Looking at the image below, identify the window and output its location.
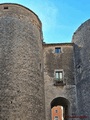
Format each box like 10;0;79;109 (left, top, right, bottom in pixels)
54;116;59;120
4;6;8;9
55;47;61;53
55;110;58;113
55;70;63;81
77;64;82;73
54;70;65;85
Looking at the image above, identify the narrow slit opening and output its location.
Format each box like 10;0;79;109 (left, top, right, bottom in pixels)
4;6;8;9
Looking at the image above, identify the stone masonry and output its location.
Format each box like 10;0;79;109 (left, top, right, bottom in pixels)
0;3;45;120
0;3;90;120
43;43;78;120
72;19;90;119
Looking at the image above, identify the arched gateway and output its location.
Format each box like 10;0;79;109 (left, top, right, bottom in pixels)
51;97;70;120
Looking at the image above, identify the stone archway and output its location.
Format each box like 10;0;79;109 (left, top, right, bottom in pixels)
51;97;70;120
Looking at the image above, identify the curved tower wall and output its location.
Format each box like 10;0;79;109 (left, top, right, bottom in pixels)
0;4;45;120
72;20;90;117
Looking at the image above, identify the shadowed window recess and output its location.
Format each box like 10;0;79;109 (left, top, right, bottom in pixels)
55;70;63;81
55;47;61;53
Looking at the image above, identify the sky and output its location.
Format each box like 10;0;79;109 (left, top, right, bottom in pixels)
0;0;90;43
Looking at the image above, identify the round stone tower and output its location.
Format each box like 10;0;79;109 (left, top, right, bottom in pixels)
72;19;90;117
0;3;45;120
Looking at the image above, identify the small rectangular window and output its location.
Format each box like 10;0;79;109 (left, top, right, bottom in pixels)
54;116;59;120
55;70;63;81
4;6;8;9
55;47;61;53
55;110;58;113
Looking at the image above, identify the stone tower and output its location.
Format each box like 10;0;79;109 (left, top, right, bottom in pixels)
0;3;45;120
43;43;78;120
1;2;90;120
72;19;90;118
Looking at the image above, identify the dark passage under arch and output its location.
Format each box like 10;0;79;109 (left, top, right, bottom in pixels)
51;97;70;120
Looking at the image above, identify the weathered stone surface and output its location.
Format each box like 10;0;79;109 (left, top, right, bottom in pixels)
0;3;90;120
43;44;78;120
0;3;45;120
72;19;90;118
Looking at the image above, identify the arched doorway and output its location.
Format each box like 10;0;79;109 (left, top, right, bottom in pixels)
51;97;70;120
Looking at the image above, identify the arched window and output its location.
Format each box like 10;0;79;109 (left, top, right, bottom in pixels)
51;97;70;120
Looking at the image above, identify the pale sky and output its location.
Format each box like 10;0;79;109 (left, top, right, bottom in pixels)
0;0;90;43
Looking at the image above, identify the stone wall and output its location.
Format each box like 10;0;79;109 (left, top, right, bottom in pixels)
43;43;78;120
0;3;45;120
72;19;90;118
1;3;90;120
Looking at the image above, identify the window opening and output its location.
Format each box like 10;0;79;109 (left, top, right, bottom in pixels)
54;116;59;120
55;110;58;113
55;71;63;81
4;6;8;9
77;64;81;73
55;47;61;53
